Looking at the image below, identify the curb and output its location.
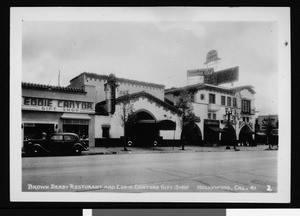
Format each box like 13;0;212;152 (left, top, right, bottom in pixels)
22;146;278;157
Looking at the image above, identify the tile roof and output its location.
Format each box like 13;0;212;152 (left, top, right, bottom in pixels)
165;84;256;95
116;91;182;115
72;72;165;89
165;83;235;95
22;82;86;94
230;85;256;94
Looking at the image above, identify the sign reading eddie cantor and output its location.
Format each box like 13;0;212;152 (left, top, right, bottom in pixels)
22;97;94;113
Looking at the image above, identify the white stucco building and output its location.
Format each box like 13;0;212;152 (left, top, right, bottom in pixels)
22;67;257;148
165;83;256;145
69;73;182;147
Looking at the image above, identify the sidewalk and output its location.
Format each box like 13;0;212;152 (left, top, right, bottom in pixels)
82;145;278;156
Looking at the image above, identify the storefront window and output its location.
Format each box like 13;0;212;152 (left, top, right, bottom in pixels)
62;119;89;138
23;123;55;140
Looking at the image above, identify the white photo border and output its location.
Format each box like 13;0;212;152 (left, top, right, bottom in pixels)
10;7;291;203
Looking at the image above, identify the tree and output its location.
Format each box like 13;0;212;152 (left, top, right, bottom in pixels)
118;90;136;151
176;89;198;150
264;118;275;149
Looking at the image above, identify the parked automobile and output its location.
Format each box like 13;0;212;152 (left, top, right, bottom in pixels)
23;133;89;156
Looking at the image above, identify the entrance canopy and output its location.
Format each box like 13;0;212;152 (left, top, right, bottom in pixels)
61;113;91;120
136;119;176;130
157;120;176;130
209;126;225;133
241;125;255;134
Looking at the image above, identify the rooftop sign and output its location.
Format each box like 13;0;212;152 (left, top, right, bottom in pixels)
204;66;239;85
187;68;214;77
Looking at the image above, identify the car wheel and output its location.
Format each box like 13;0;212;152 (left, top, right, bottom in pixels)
31;147;39;156
74;147;82;155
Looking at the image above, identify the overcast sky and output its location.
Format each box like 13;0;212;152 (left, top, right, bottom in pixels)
22;20;278;115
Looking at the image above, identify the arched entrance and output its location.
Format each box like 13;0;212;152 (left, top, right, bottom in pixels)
182;122;202;145
126;110;159;146
221;124;236;146
239;125;254;146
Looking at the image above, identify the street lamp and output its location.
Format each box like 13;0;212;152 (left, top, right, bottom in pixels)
224;107;240;151
224;107;233;150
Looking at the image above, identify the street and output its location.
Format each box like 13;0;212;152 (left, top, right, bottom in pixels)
22;150;277;193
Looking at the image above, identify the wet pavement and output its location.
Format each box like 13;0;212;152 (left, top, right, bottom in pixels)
22;149;278;193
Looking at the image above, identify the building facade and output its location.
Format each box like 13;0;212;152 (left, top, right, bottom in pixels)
22;73;182;147
68;73;182;146
69;72;165;103
22;82;96;146
165;84;256;145
256;114;279;145
22;67;257;147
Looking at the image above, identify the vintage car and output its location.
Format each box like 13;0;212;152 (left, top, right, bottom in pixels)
23;133;89;156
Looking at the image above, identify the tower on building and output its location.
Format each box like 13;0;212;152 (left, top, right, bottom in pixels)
187;50;221;86
104;74;119;114
204;50;221;71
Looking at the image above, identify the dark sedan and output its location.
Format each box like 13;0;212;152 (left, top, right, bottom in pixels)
23;133;89;156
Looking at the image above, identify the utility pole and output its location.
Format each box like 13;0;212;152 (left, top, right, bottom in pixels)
58;70;60;86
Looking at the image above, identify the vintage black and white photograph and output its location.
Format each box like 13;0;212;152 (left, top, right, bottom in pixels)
10;7;290;202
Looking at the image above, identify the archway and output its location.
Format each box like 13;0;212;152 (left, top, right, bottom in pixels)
135;109;156;121
221;124;236;146
239;125;254;146
126;110;158;146
182;122;202;145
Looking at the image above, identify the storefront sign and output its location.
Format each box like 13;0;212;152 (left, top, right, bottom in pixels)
258;115;278;130
204;119;219;125
204;66;239;85
22;97;94;113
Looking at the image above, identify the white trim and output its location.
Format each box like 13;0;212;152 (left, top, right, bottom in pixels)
61;113;91;120
22;120;58;124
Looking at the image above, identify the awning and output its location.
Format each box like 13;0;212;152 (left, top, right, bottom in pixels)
209;126;225;132
60;113;91;120
157;120;176;130
137;120;156;124
136;119;176;130
241;126;255;134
